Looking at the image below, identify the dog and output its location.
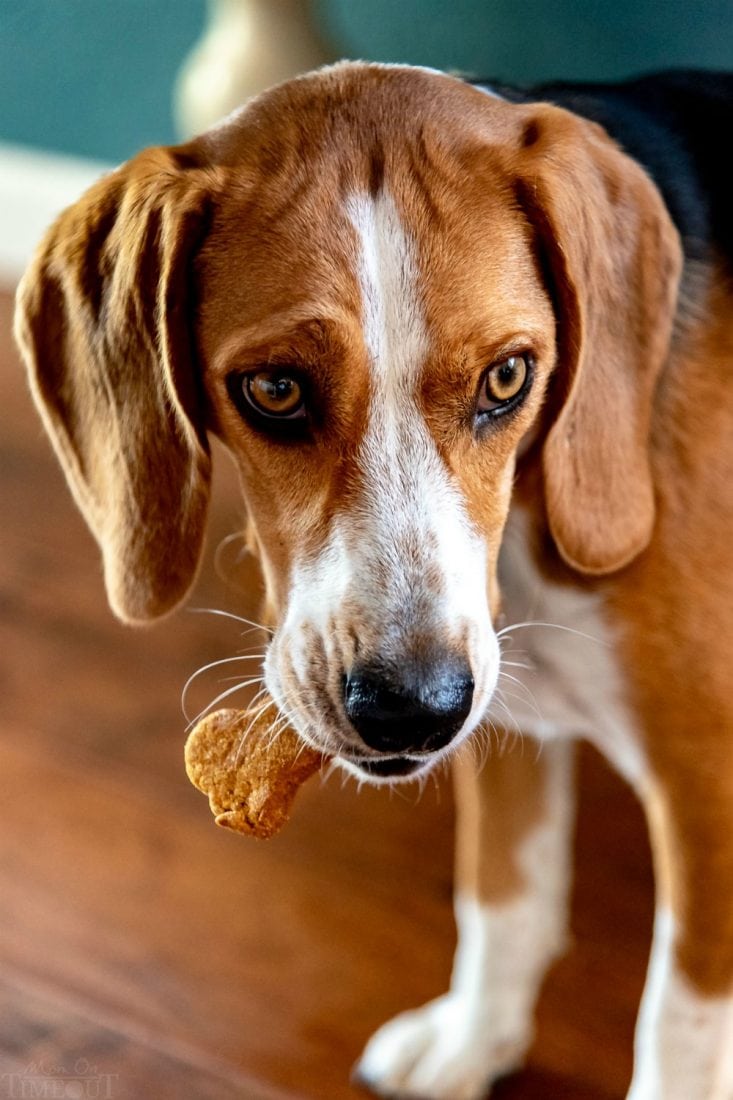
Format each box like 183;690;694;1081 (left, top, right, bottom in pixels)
14;62;733;1099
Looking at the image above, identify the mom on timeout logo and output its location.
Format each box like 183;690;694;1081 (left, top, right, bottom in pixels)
1;1059;118;1099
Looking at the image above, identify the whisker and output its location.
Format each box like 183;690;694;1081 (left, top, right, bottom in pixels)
213;530;249;581
466;725;491;772
488;703;522;743
265;713;295;751
495;678;534;706
497;669;543;712
234;689;272;746
185;678;267;731
216;673;267;684
497;619;606;646
412;770;431;803
181;654;266;715
497;643;533;665
502;728;525;758
386;777;417;803
489;685;528;732
187;606;274;636
292;734;313;766
498;669;533;690
494;684;542;722
322;757;341;786
232;693;278;764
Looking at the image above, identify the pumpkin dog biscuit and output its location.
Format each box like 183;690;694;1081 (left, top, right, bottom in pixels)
185;707;325;839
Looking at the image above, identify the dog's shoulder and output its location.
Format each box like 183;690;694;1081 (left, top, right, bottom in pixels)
472;70;733;269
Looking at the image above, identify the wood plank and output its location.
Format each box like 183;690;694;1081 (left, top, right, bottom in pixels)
0;728;456;1099
0;966;298;1100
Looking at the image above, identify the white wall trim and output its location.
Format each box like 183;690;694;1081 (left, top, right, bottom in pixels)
0;143;113;285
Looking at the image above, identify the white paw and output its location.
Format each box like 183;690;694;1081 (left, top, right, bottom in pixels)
355;992;530;1100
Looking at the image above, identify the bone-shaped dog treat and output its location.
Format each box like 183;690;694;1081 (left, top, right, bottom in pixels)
184;707;325;839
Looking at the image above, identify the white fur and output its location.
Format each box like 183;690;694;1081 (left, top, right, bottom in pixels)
628;908;733;1099
495;506;649;788
357;741;574;1099
345;190;427;387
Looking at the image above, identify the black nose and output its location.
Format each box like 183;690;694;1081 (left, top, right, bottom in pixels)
343;660;474;754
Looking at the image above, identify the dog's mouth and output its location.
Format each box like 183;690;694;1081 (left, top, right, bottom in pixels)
338;751;438;781
348;755;424;778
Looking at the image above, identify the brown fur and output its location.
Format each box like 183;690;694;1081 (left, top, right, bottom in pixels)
453;740;572;904
14;148;216;622
606;267;733;994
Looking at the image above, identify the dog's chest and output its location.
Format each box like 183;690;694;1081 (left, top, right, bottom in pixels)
495;507;647;788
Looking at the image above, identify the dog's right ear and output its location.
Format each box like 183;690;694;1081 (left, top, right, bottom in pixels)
15;147;217;624
514;104;682;575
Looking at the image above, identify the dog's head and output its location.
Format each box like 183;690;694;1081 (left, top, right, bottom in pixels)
15;63;681;782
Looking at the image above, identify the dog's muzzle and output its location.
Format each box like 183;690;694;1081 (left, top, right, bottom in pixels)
342;657;474;775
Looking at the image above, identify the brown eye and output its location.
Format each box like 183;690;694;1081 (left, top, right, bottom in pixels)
244;371;306;419
477;355;531;416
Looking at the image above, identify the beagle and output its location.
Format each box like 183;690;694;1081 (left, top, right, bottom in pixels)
14;63;733;1099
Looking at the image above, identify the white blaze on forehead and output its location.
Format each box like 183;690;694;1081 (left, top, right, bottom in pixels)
345;189;428;390
342;190;495;672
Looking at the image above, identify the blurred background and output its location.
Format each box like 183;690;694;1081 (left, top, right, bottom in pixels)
2;0;733;281
3;0;733;159
0;4;727;1099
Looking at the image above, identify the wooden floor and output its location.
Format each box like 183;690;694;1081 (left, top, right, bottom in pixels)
0;285;654;1100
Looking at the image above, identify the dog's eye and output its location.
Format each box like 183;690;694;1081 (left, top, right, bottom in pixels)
242;371;306;419
477;355;532;417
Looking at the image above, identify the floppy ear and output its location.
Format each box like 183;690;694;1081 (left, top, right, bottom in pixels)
516;106;683;574
14;147;215;623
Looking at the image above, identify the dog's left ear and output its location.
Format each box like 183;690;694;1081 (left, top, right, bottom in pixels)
15;146;217;623
516;105;683;574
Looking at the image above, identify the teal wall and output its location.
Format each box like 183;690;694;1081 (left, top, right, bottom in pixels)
1;0;732;163
319;0;733;83
0;0;205;160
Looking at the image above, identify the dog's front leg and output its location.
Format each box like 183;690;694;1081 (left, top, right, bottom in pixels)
628;770;733;1100
357;737;575;1100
